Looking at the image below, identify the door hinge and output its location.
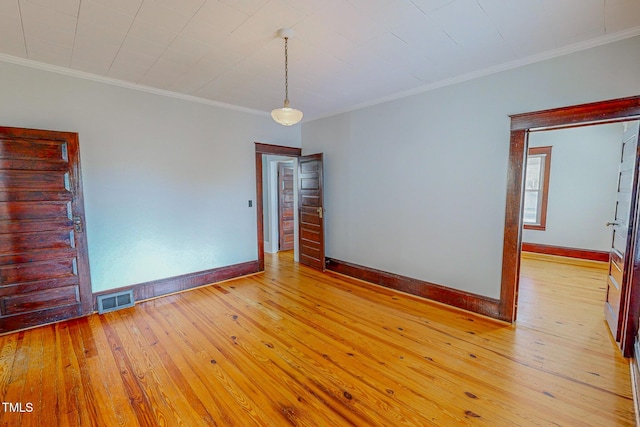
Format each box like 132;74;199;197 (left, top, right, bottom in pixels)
73;216;83;233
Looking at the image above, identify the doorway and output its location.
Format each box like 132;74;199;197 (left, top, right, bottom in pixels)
254;143;326;272
517;122;629;336
521;123;623;257
254;143;301;271
499;95;640;357
262;155;297;255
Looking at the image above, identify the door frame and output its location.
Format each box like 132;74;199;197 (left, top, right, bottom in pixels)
255;143;301;271
499;95;640;356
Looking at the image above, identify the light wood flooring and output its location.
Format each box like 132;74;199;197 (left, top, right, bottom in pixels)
0;251;635;426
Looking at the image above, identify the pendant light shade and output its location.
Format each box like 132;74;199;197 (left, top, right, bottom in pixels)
272;28;303;126
271;100;303;126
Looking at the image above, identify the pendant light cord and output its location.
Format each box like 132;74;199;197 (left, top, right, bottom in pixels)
271;28;302;125
284;37;289;103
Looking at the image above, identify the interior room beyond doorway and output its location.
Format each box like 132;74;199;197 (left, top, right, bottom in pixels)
262;154;298;259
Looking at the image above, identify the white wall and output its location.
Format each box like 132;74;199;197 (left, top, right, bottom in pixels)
523;124;623;251
301;36;640;300
0;60;301;293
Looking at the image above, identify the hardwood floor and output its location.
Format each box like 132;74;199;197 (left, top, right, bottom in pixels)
0;251;635;426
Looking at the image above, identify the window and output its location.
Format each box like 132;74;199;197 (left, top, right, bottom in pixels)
523;146;552;230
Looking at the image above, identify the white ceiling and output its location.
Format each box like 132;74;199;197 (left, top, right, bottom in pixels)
1;0;639;120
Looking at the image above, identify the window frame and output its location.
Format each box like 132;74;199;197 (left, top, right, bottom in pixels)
523;146;552;231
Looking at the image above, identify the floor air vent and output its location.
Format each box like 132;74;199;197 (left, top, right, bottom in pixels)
97;290;135;314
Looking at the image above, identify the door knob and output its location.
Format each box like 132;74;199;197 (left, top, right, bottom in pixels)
317;207;323;219
606;221;619;227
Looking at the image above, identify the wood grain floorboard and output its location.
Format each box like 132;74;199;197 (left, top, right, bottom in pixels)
0;251;634;426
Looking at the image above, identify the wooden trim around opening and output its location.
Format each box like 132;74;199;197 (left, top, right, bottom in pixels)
255;142;301;156
510;95;640;131
92;260;259;311
499;129;527;322
501;95;640;335
326;258;501;319
254;142;302;271
522;243;609;262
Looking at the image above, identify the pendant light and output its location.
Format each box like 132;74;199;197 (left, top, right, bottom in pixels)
271;28;303;126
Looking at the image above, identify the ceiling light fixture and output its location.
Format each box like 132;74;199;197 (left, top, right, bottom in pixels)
271;28;303;126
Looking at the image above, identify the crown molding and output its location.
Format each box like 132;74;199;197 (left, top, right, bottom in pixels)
0;53;270;117
1;26;638;123
308;27;640;122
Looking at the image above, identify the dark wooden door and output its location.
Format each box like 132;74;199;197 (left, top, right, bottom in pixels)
605;121;640;341
278;163;294;251
298;154;325;270
0;127;92;334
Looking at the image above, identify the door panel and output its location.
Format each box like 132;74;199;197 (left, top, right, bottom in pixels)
298;154;325;271
605;121;640;340
0;137;68;160
0;170;69;190
300;194;321;207
0;230;74;253
0;258;76;284
610;254;624;288
0;127;92;334
0;201;71;220
3;285;78;316
278;163;294;251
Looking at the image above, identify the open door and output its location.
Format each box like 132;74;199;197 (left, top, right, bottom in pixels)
298;153;325;270
605;121;640;341
0;126;92;334
278;162;295;251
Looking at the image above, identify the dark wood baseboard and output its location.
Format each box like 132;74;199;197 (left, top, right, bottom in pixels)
92;260;260;311
521;243;609;262
325;258;501;320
